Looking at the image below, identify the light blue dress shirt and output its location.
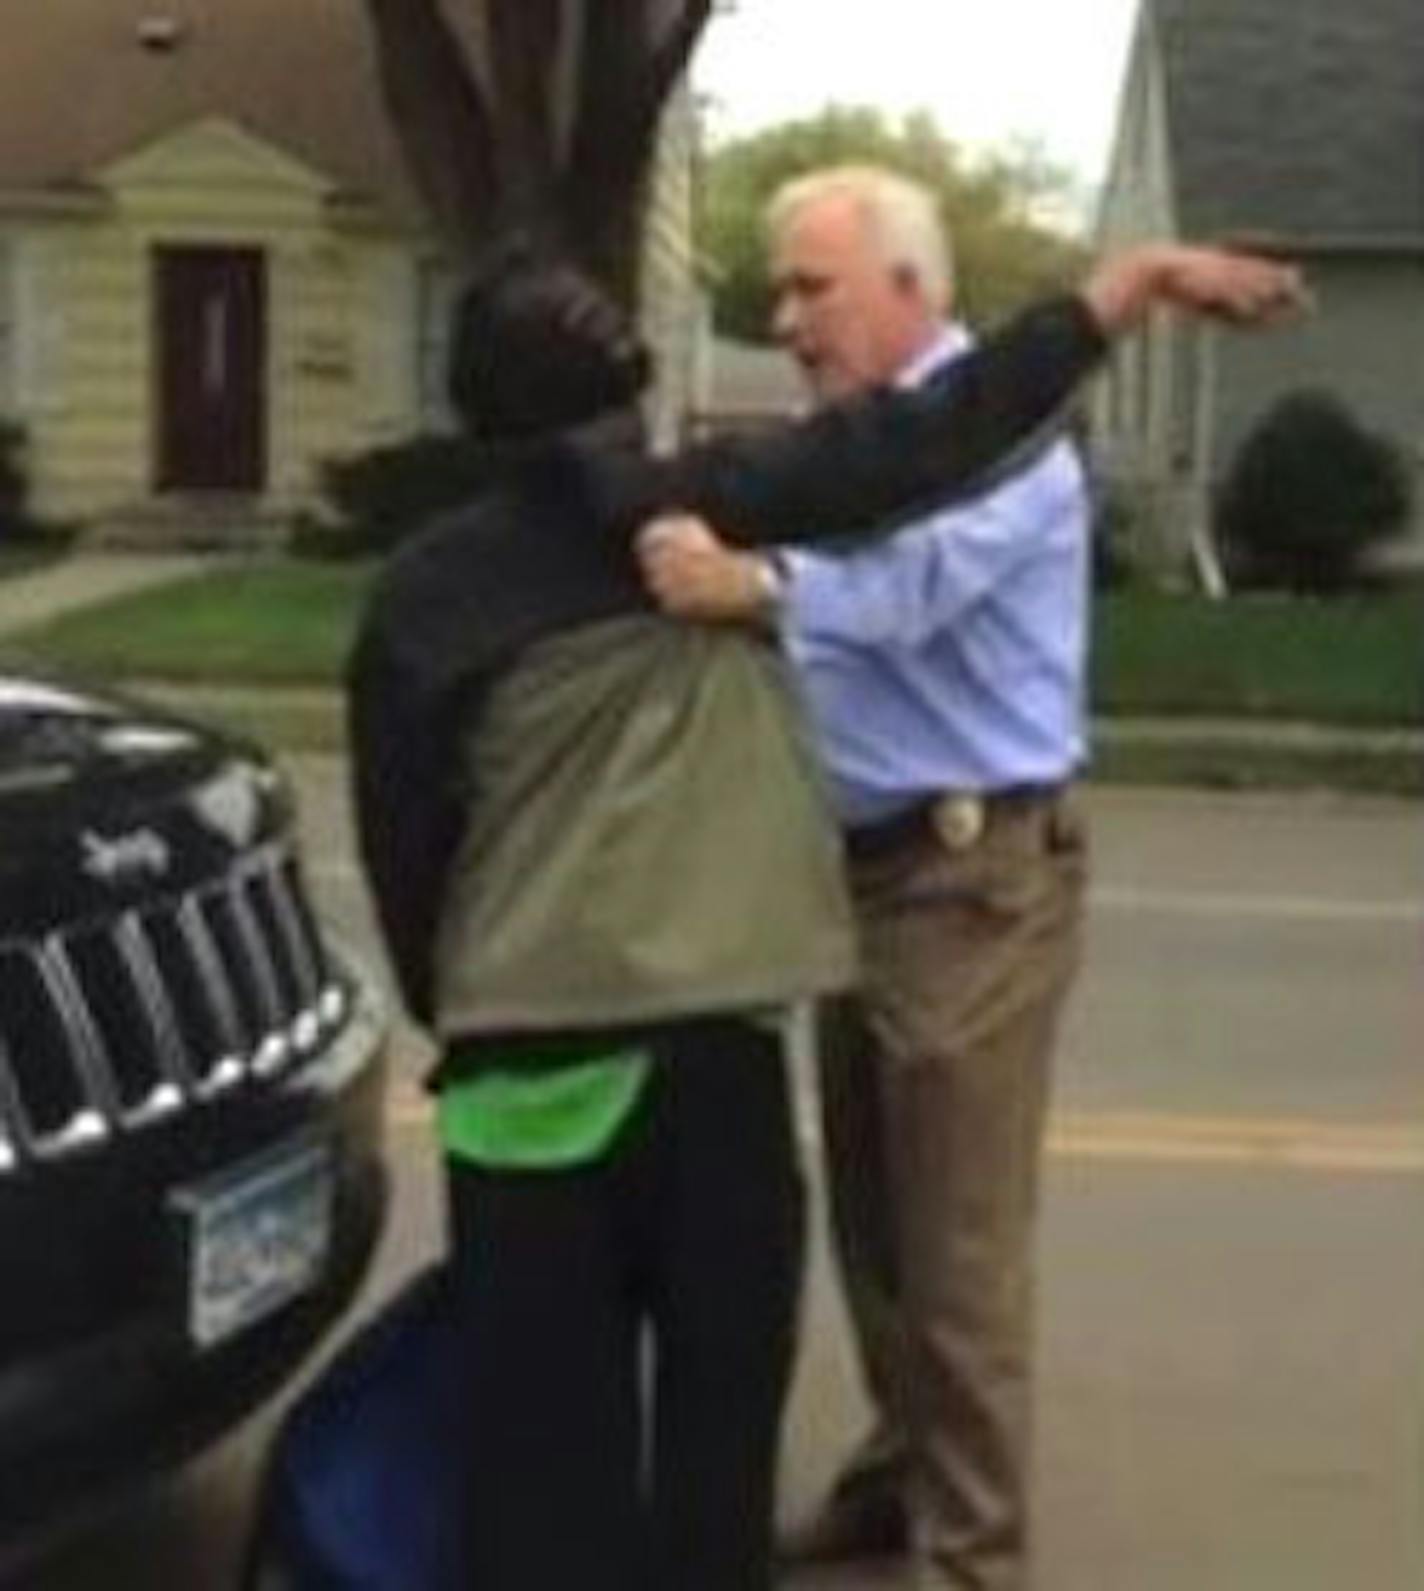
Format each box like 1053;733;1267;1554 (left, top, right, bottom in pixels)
780;326;1091;827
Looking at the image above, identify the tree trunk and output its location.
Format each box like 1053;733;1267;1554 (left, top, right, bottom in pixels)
363;0;712;307
563;0;714;301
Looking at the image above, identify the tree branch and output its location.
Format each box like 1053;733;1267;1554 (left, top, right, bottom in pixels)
486;0;564;231
363;0;502;258
563;0;713;292
564;0;644;171
647;0;716;115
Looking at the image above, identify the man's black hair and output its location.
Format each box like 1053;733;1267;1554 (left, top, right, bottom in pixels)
447;236;653;440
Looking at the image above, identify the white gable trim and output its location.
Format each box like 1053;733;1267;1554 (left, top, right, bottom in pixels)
97;116;336;197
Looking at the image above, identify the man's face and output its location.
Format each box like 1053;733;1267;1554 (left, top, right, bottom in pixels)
770;194;936;402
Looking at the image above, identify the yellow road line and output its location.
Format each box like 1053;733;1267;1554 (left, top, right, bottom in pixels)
1090;886;1418;925
386;1093;1423;1175
315;863;1422;926
1047;1111;1424;1174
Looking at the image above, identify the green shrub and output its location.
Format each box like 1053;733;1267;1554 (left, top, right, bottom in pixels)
1218;390;1413;593
0;419;31;534
301;435;497;559
0;419;75;550
1090;475;1153;590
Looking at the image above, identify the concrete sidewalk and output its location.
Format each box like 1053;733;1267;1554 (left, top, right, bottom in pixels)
0;553;213;637
1095;714;1423;754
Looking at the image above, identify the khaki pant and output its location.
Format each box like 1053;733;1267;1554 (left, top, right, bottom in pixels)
819;792;1087;1591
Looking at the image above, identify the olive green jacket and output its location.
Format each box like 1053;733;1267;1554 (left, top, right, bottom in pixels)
433;615;851;1035
349;295;1108;1042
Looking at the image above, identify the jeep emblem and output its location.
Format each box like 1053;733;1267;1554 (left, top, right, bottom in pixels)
81;828;173;885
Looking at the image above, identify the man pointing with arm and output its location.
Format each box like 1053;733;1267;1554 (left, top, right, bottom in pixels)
641;165;1181;1591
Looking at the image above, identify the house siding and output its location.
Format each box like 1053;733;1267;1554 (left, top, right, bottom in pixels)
1211;257;1424;466
0;234;17;411
1211;255;1424;557
1093;13;1180;490
1093;5;1424;576
18;218;144;517
640;80;703;450
12;119;425;522
1097;11;1178;249
5;92;700;531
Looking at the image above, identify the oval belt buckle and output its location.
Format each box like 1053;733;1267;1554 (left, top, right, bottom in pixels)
931;792;985;853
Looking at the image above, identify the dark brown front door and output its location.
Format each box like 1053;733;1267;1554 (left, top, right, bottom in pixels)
154;247;267;492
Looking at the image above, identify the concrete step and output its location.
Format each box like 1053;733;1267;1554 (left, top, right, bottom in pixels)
84;498;295;552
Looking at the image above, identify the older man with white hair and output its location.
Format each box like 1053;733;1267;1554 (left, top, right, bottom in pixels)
641;163;1094;1591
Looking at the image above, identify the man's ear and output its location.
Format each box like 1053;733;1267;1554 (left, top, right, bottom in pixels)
891;262;927;304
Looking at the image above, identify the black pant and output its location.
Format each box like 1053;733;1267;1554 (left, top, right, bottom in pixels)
444;1018;804;1591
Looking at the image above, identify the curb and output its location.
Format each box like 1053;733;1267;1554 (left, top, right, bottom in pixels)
121;681;1422;798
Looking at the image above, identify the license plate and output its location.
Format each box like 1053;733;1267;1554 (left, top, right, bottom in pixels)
172;1136;334;1351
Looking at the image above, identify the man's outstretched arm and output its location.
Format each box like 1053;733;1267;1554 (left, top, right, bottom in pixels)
639;244;1305;554
633;245;1305;616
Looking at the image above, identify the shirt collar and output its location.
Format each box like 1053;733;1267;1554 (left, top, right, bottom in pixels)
895;323;973;390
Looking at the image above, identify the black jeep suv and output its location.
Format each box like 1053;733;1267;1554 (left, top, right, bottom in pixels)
0;674;388;1563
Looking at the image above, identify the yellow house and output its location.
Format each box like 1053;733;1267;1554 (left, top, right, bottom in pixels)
0;1;700;543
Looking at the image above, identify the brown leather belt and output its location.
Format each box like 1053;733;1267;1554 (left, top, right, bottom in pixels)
844;784;1065;862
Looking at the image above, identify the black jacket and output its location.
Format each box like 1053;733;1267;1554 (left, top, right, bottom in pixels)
347;295;1107;1026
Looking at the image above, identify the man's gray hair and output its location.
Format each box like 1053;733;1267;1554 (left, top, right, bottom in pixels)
767;164;953;310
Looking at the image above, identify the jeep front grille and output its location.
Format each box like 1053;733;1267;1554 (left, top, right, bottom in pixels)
0;848;349;1168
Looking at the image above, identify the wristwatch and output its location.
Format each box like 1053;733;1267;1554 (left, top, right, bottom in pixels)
752;552;787;619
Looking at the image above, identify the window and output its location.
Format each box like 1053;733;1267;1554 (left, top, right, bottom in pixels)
416;261;459;433
0;239;15;413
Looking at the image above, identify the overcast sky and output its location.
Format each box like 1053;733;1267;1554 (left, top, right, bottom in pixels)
694;0;1142;189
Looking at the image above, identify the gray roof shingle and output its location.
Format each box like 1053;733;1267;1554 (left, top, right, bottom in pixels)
1151;0;1424;242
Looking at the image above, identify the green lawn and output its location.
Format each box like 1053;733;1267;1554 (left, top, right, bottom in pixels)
0;562;373;685
3;566;1420;727
1093;590;1421;726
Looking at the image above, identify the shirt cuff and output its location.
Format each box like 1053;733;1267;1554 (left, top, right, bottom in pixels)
778;547;869;644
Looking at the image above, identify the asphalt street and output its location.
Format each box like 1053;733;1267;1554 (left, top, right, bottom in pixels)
18;773;1424;1590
